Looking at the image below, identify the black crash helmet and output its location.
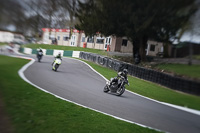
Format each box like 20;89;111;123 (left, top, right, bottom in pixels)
123;69;128;74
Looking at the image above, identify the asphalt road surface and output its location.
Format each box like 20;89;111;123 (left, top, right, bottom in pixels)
22;55;200;133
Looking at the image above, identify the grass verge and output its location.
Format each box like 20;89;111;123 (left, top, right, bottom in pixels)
0;55;160;133
80;59;200;111
0;42;8;46
154;64;200;80
193;55;200;60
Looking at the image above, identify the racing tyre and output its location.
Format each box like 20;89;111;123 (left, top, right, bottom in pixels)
116;86;125;96
103;85;109;93
55;64;59;71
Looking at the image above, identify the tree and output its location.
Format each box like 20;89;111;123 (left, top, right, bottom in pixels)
58;0;79;38
0;0;27;32
76;0;101;36
23;0;47;36
0;0;78;37
24;0;72;37
75;0;197;64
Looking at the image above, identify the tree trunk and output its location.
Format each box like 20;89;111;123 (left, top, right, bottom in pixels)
132;37;140;64
139;35;148;61
132;35;148;64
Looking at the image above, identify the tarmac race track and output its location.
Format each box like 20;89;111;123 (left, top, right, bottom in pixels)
23;55;200;133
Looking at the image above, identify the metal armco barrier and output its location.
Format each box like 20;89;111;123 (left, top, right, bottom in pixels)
79;52;200;96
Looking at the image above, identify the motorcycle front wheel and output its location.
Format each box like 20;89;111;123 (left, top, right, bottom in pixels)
103;85;109;93
116;86;125;96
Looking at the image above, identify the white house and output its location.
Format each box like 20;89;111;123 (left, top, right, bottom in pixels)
0;30;25;44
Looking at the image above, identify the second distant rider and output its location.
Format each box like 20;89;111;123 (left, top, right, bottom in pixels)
52;52;62;65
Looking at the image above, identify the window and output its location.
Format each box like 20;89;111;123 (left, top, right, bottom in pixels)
96;37;104;44
82;37;85;42
63;36;69;41
108;38;111;43
96;39;104;44
87;37;94;43
57;36;60;40
122;39;128;46
150;44;155;51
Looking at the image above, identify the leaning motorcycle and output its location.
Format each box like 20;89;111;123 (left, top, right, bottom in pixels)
103;76;129;96
37;51;43;62
52;58;62;71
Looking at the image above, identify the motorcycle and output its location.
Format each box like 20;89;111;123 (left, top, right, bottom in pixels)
52;58;62;71
37;51;43;62
103;75;129;96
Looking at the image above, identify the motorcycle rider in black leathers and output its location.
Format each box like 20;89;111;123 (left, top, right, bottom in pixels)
37;48;43;55
110;69;128;84
37;48;43;59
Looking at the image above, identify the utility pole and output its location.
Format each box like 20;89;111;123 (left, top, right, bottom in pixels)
188;42;193;65
69;0;76;39
188;30;194;65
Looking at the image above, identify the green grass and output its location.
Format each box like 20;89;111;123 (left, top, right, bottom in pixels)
0;55;160;133
22;44;108;56
81;59;200;111
154;64;200;80
193;55;200;60
0;42;8;46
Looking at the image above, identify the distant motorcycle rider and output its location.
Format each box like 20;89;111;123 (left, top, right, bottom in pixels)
37;48;43;56
55;52;62;59
52;52;62;65
36;48;43;62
